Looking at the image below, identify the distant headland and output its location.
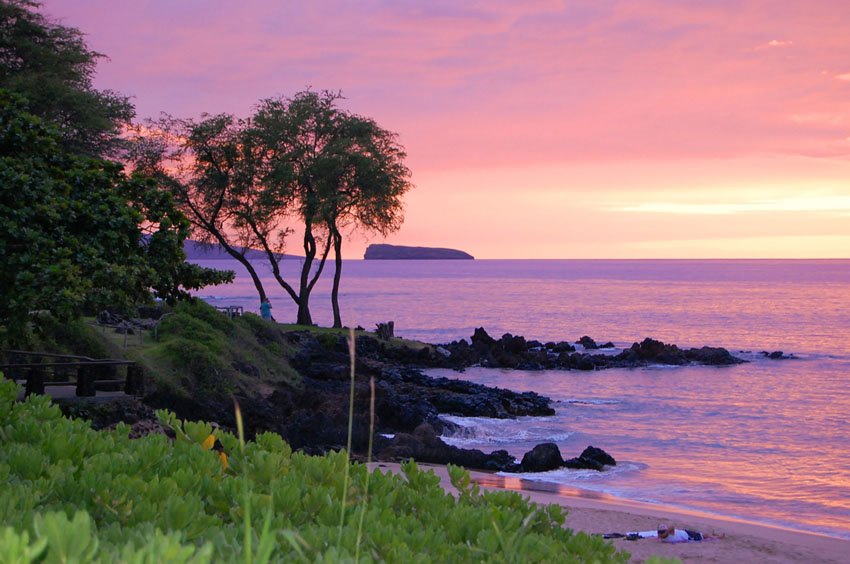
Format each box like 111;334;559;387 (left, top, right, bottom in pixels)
364;244;474;260
182;239;292;261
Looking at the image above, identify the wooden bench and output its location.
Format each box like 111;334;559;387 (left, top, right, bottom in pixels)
215;305;244;319
0;350;144;398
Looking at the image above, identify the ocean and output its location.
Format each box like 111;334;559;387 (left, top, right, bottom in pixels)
193;258;850;539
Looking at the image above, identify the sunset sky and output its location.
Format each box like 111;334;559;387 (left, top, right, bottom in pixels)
47;0;850;258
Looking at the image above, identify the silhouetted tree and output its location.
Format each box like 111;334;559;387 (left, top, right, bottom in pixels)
133;91;411;326
314;113;411;327
250;91;411;326
129;114;276;305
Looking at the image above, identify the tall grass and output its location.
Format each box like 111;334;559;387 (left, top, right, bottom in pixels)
355;376;376;560
337;327;357;548
235;399;277;563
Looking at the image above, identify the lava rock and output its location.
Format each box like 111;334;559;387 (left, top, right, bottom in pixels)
576;336;599;349
552;341;576;353
576;354;596;371
471;327;496;348
684;346;745;365
500;333;528;354
762;350;794;360
563;445;616;471
378;424;519;472
520;442;564;472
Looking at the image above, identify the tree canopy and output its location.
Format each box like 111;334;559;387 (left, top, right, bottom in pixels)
0;2;231;343
0;92;231;343
308;99;411;327
132;91;411;325
129;112;282;306
0;0;134;157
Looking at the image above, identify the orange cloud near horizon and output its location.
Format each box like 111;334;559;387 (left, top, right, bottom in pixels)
46;0;850;258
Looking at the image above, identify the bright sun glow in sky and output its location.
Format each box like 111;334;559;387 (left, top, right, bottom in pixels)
46;0;850;258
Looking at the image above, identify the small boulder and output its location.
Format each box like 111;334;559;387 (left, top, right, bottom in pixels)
563;445;616;471
576;336;599;349
552;341;576;353
685;346;744;365
520;442;564;472
762;350;790;360
579;445;616;466
500;333;528;354
471;327;496;348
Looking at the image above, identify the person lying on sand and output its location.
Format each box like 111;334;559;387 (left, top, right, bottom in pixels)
656;523;706;542
603;523;722;542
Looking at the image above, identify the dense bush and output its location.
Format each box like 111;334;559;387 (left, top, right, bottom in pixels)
0;379;627;562
140;301;300;397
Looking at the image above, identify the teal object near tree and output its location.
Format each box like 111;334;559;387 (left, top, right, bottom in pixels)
260;300;273;320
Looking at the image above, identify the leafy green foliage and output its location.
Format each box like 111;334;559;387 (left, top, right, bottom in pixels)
0;379;627;562
139;301;299;397
0;91;142;339
20;315;113;359
0;0;134;157
0;92;231;344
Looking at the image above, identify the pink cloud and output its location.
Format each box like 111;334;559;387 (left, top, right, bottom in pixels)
39;0;850;257
44;0;850;168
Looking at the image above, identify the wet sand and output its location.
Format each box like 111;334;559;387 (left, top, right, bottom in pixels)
369;462;850;563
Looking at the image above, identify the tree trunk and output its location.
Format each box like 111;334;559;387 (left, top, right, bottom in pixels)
296;298;312;326
297;221;318;325
331;226;343;328
242;258;268;303
208;231;268;303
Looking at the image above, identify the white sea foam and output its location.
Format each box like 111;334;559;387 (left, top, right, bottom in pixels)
641;364;682;370
438;414;573;448
498;462;644;487
560;398;621;406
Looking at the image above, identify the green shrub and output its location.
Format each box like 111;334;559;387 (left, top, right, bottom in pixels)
18;315;112;358
138;301;299;397
171;300;235;335
238;313;283;345
0;379;627;562
316;331;343;351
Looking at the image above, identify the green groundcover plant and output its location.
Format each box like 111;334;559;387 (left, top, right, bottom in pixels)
0;379;628;562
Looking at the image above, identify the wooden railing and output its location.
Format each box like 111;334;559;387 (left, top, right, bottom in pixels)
0;350;144;398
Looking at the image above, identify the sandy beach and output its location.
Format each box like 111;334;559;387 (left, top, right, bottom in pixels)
370;462;850;563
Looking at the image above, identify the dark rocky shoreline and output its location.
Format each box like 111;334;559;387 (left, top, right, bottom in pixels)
60;327;747;474
432;327;746;371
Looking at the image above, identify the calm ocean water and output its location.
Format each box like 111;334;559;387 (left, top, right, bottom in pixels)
194;259;850;539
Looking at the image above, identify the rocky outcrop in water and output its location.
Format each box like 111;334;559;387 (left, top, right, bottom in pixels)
378;423;519;472
436;329;746;371
133;330;553;469
508;443;617;473
563;445;617;471
761;350;796;360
